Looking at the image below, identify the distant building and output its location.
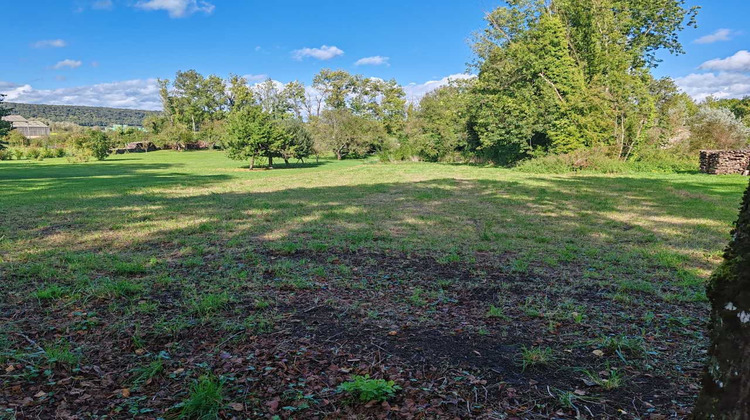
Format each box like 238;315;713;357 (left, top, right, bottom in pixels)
107;124;146;132
1;115;50;138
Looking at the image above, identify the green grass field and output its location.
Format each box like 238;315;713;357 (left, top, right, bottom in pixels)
1;151;748;418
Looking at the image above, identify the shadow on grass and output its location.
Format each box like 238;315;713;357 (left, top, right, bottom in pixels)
2;163;746;293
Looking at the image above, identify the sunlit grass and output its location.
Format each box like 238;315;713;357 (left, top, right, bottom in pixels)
1;151;747;289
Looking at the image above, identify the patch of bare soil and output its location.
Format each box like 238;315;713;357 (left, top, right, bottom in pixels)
0;248;704;418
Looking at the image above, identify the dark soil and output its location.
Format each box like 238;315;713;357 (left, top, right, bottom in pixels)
0;247;706;419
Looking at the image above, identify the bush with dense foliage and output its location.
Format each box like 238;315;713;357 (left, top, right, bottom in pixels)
5;130;30;147
688;106;750;151
515;147;697;174
69;130;111;161
87;131;112;161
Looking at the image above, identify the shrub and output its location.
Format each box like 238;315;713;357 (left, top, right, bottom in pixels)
155;123;194;150
11;148;24;160
67;149;92;163
689;106;750;151
515;147;697;174
5;130;29;147
629;148;697;173
0;148;10;160
70;131;111;161
26;147;42;160
87;131;112;161
54;148;67;158
338;375;401;402
40;148;55;159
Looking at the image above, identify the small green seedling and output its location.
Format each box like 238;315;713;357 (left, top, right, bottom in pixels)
338;375;401;402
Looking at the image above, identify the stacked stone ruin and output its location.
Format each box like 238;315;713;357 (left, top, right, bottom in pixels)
700;150;750;175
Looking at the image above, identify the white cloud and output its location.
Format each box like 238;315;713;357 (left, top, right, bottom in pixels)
242;74;268;82
135;0;215;18
292;45;344;61
403;73;476;101
355;56;390;66
0;82;34;101
0;79;162;110
33;39;67;48
699;50;750;73
675;72;750;101
53;59;83;70
694;29;735;45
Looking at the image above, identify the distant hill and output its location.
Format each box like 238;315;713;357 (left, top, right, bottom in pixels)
4;102;159;127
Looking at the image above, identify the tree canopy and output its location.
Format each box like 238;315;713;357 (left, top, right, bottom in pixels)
467;0;700;164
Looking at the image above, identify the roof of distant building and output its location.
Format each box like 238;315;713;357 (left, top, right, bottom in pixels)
2;115;49;128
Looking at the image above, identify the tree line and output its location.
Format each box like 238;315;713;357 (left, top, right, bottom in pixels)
4;102;157;127
143;69;407;168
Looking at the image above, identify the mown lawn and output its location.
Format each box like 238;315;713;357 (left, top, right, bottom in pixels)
0;151;747;418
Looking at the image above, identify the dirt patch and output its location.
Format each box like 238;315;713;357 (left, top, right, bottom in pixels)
1;247;704;418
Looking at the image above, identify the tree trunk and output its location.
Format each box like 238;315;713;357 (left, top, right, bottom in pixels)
284;158;289;166
268;154;273;169
694;180;750;418
249;155;255;170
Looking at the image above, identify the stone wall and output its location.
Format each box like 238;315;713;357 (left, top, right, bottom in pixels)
700;150;750;175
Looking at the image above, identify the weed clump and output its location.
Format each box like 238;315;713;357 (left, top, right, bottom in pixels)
180;375;223;419
338;375;401;403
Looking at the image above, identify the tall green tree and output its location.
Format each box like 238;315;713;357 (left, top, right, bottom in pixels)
471;12;600;163
227;74;255;112
313;69;356;112
407;79;474;161
310;69;404;158
470;0;698;164
160;70;228;132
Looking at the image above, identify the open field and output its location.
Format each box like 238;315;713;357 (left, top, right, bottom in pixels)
1;151;748;418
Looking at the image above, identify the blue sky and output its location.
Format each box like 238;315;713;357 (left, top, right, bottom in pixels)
1;0;749;110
